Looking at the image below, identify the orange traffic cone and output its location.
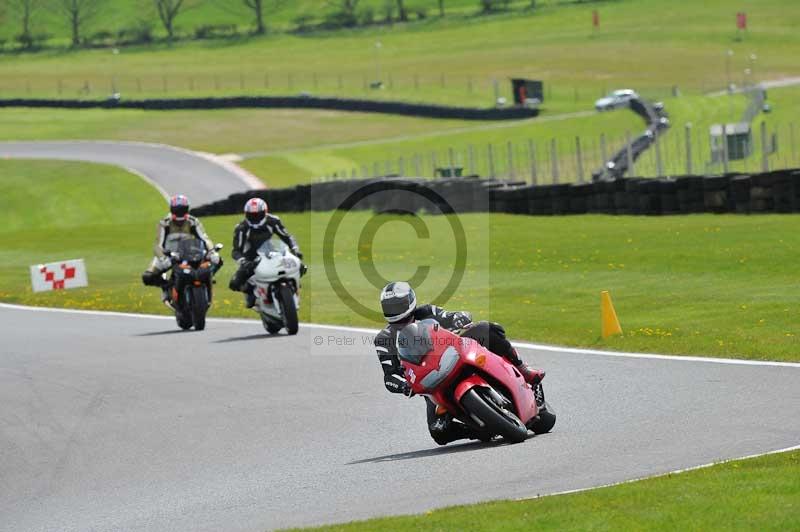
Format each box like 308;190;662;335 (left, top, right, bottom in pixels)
601;290;622;338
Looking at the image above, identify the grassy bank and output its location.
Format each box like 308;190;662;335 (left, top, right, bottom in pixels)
291;449;800;531
3;160;799;361
0;0;797;110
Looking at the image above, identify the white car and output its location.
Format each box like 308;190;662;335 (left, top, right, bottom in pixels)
595;89;639;111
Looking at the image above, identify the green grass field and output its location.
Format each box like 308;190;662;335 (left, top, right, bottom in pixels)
0;0;798;111
3;86;796;188
3;160;799;362
292;448;800;531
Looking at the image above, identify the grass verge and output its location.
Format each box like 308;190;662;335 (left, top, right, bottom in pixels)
288;449;800;531
2;160;799;362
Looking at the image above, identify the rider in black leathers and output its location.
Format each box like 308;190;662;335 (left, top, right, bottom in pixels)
228;197;304;307
374;281;544;445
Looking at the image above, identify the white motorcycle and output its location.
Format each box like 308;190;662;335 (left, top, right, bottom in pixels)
247;239;302;335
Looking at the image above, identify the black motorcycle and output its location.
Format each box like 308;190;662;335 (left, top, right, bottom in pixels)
165;237;223;331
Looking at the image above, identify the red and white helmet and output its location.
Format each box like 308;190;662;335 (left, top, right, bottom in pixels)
244;197;268;228
169;194;190;222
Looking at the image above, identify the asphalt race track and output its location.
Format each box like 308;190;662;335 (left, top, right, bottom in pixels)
2;304;799;532
0;141;260;204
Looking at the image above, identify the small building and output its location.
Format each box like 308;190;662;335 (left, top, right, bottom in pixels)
511;79;544;108
710;122;752;161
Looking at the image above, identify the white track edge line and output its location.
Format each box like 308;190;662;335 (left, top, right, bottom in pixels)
516;443;800;502
122;166;169;201
2;302;798;368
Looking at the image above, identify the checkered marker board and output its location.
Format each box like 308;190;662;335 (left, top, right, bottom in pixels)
30;259;89;293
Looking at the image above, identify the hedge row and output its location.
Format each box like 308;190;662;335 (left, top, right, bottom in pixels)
193;168;800;217
0;96;539;121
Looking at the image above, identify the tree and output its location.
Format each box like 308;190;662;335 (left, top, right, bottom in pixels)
244;0;287;35
437;0;444;17
152;0;199;40
395;0;407;21
8;0;45;48
58;0;104;46
328;0;358;16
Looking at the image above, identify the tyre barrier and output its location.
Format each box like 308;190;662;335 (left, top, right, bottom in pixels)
193;169;800;218
0;96;539;121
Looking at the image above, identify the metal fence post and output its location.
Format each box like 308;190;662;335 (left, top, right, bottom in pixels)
413;154;421;176
361;165;368;178
760;121;769;172
655;135;664;176
468;145;476;175
528;139;537;185
550;139;559;184
399;157;405;176
431;152;438;176
575;136;584;183
791;123;797;166
488;144;496;179
626;131;634;177
448;147;456;177
721;124;729;174
507;141;515;178
600;133;608;166
685;123;693;174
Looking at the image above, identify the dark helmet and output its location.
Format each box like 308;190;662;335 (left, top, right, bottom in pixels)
169;194;190;222
380;281;416;323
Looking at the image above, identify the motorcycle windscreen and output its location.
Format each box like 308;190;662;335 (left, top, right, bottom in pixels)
179;239;207;263
396;319;436;365
256;238;287;257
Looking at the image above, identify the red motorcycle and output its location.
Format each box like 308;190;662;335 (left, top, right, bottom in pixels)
397;319;556;443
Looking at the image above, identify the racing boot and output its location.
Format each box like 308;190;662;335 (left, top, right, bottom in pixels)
504;346;545;386
244;286;256;309
516;362;545;386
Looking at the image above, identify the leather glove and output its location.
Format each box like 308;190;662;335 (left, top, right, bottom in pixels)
402;382;415;398
207;251;221;265
452;312;473;330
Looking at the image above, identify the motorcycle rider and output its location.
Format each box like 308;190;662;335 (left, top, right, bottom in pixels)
374;281;545;445
229;197;305;308
141;194;220;300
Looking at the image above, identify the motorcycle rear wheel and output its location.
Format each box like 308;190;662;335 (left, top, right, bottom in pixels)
461;387;528;444
276;284;299;335
190;286;209;331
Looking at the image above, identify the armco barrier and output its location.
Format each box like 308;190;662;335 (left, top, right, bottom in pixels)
192;169;800;218
0;96;539;121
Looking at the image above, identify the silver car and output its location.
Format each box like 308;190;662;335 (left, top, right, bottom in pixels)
595;89;638;111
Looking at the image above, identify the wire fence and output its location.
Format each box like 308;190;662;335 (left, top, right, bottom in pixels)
322;120;799;183
0;72;687;105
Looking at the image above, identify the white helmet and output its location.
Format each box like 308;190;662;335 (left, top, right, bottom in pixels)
244;197;268;228
380;281;417;323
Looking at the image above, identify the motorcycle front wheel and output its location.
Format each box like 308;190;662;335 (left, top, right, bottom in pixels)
190;285;209;331
276;283;299;335
460;387;528;444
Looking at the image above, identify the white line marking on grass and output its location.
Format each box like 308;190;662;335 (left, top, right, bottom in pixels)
516;443;800;502
2;303;799;368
